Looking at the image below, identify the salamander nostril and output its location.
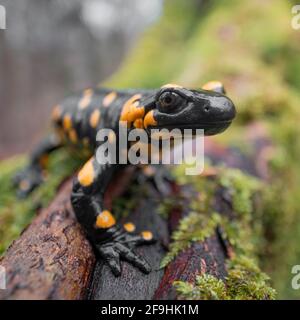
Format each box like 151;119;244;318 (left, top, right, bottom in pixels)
204;105;210;112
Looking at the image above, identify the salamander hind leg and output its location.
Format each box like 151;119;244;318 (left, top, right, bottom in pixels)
13;134;62;198
71;157;155;276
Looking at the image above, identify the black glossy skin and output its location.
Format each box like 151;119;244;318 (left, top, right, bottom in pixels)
13;83;236;276
150;86;235;134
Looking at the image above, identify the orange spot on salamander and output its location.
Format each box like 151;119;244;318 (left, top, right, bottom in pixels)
128;101;145;123
133;118;144;129
143;110;157;128
103;92;117;107
89;109;101;128
120;94;142;124
96;210;116;229
79;89;93;109
202;81;223;91
63;114;72;131
161;83;183;89
124;222;135;232
141;231;153;241
77;157;95;187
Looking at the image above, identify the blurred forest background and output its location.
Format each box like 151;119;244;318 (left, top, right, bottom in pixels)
1;0;300;299
0;0;162;157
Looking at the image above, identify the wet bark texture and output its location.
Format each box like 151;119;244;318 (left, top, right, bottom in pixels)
0;180;95;300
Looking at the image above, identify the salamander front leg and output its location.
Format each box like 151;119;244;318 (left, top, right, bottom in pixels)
71;157;155;276
95;226;154;276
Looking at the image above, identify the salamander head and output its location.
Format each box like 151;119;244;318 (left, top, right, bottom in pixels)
143;83;236;136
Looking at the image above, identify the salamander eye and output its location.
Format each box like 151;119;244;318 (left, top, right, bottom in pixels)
158;92;183;112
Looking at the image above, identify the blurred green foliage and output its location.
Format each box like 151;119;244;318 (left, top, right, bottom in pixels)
0;149;84;254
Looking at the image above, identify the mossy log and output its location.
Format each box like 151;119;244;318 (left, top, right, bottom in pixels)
153;182;228;300
0;123;275;300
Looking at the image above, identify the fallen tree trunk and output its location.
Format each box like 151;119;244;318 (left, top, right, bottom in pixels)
0;122;274;300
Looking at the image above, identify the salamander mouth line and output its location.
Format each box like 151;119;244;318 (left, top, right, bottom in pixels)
147;120;232;130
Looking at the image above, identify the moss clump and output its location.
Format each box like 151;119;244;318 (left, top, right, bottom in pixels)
226;256;276;300
218;169;263;256
174;274;227;300
219;168;261;218
0;148;85;254
160;212;221;268
174;256;276;300
160;165;276;299
161;166;262;265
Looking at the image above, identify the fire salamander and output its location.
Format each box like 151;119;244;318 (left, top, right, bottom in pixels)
13;81;236;276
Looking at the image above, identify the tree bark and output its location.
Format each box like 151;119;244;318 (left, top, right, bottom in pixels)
0;180;95;300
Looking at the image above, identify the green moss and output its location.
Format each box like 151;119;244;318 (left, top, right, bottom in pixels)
226;256;276;300
174;274;227;300
161;167;262;267
0;149;85;254
219;168;261;218
162;165;275;299
174;256;276;300
170;164;276;300
160;212;221;268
